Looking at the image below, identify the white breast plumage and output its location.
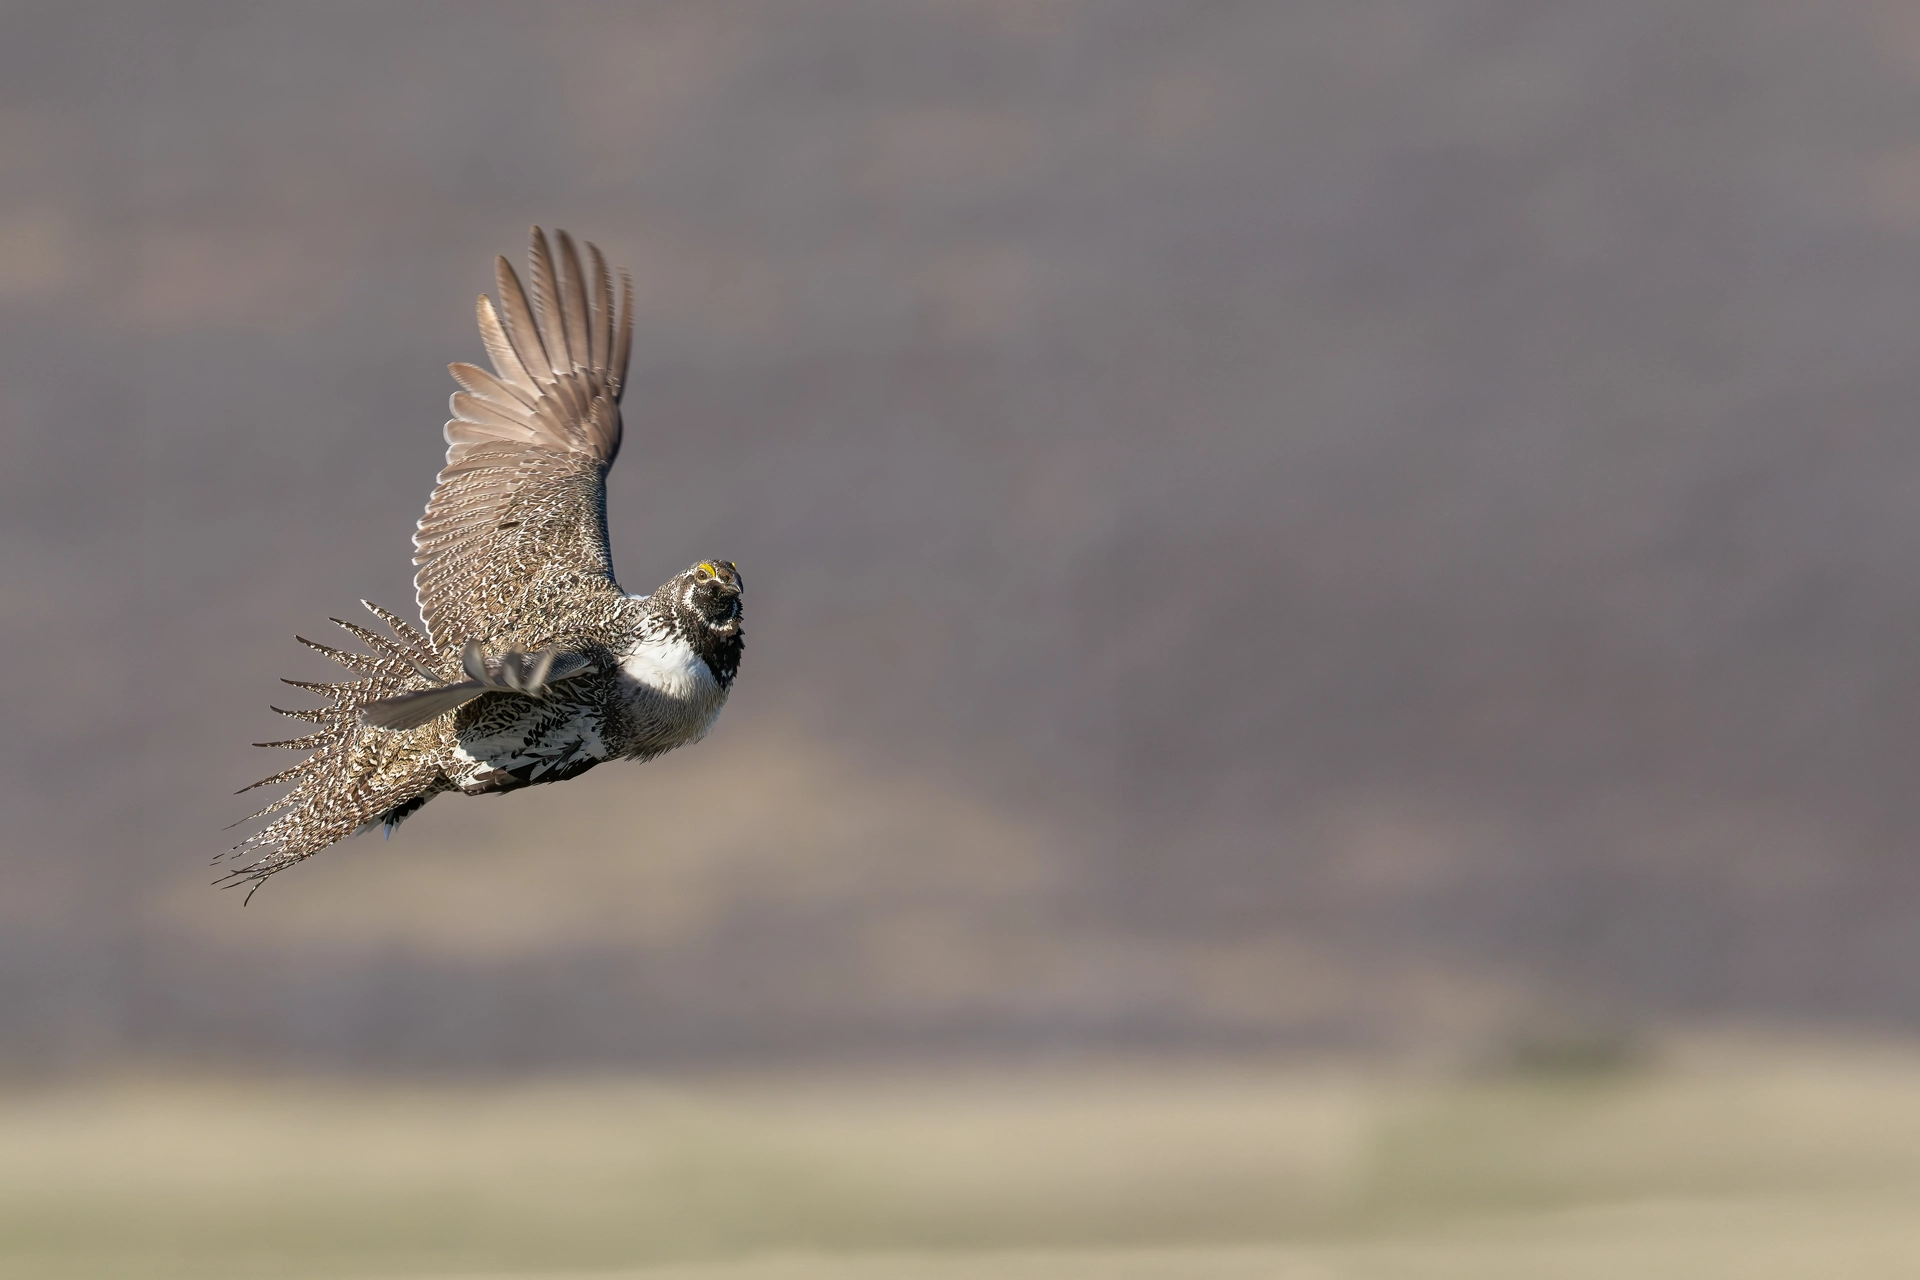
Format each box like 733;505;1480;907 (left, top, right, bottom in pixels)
617;630;728;753
619;632;716;699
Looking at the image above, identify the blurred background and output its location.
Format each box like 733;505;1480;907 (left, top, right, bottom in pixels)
6;1;1920;1275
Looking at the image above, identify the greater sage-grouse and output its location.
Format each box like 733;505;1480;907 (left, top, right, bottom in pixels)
224;229;742;893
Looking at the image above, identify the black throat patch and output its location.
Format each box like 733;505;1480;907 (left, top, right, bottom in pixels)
668;586;743;687
691;621;743;687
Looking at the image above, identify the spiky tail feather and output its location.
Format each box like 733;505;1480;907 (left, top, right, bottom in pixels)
221;602;456;896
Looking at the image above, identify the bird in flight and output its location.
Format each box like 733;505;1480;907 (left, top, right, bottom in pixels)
224;228;743;894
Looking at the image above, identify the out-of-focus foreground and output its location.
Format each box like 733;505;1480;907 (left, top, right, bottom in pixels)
5;1041;1920;1278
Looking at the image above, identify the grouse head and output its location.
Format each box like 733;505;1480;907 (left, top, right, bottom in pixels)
668;560;742;685
677;559;743;634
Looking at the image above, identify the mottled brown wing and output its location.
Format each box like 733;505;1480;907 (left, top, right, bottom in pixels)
413;227;635;651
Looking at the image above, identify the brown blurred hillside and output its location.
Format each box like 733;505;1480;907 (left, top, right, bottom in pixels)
6;1;1920;1068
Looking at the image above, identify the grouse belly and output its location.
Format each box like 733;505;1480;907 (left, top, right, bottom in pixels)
450;693;612;793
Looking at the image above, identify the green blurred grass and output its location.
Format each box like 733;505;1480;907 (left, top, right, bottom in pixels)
2;1040;1919;1278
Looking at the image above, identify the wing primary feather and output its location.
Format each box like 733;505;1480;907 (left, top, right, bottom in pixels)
532;396;583;450
613;269;634;395
476;296;538;396
450;361;536;412
494;255;551;385
528;227;570;375
588;242;612;372
445;423;517;458
557;371;592;427
556;230;591;372
589;395;621;463
450;391;536;433
540;373;582;433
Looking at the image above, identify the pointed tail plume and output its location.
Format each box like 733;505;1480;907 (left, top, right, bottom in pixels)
220;602;456;897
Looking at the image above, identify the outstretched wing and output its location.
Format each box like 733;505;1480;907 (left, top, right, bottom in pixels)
413;227;635;652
